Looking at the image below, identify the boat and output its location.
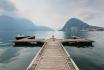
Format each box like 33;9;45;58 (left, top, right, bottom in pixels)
16;34;35;40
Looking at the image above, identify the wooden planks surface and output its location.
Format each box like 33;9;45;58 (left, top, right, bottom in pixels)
27;38;79;70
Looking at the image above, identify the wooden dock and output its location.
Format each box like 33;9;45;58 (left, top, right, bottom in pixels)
62;38;94;46
14;36;93;47
13;35;94;70
26;38;79;70
14;37;45;46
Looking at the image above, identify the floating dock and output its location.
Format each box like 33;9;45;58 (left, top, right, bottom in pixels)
13;36;94;70
62;38;94;46
14;36;45;46
26;38;79;70
14;36;94;46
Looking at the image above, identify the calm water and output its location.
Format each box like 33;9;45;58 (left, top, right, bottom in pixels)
0;31;104;70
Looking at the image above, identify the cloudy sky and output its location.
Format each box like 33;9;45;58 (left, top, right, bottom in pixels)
0;0;104;29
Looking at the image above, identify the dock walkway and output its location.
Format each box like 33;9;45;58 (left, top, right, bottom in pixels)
27;38;79;70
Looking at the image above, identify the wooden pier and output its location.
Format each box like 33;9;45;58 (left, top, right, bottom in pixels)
14;36;93;46
14;37;45;46
62;38;94;46
13;35;94;70
26;38;79;70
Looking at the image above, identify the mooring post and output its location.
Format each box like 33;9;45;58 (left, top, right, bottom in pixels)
52;35;55;41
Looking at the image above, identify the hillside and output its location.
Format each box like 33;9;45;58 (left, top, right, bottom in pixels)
61;18;104;31
0;15;52;31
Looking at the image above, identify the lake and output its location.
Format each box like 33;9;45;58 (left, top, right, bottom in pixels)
0;31;104;70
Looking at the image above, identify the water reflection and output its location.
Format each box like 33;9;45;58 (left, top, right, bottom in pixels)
64;31;88;39
0;47;19;63
0;31;104;70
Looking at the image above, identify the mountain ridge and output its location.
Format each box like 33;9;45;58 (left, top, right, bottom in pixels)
61;18;104;31
0;15;53;31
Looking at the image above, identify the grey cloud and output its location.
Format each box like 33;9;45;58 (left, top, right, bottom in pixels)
86;0;104;10
11;0;104;28
0;0;16;15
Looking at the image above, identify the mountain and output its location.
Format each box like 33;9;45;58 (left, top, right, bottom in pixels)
0;15;52;31
34;26;53;31
61;18;104;31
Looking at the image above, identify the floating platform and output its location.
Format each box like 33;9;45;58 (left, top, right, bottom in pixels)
14;36;94;46
62;38;94;46
14;35;45;46
13;35;94;70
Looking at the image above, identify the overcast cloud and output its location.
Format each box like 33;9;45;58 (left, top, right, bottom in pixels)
1;0;104;29
0;0;17;16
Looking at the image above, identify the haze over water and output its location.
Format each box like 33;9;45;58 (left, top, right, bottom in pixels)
0;31;104;70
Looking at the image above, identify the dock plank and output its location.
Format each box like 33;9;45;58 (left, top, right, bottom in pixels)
27;39;79;70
